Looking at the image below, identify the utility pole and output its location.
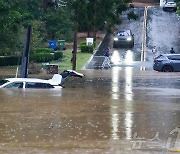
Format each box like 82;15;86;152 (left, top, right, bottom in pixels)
72;23;78;70
21;25;32;78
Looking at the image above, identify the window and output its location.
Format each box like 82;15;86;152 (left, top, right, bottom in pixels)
5;82;23;88
0;80;9;86
45;84;54;88
25;82;54;89
168;55;180;60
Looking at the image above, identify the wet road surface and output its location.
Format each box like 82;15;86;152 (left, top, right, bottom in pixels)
111;6;180;70
0;69;180;153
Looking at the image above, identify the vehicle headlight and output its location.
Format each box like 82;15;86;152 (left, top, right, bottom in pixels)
127;37;132;41
114;37;118;41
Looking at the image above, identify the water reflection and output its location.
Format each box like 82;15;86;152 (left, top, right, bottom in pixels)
110;67;133;140
124;50;133;64
111;67;120;100
111;49;134;65
125;67;133;102
111;113;119;140
125;67;133;139
111;50;121;65
110;67;121;140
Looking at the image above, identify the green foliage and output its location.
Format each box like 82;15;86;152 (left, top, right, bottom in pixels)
80;41;96;48
31;20;46;50
80;41;86;46
80;44;94;53
54;52;63;60
0;0;134;57
176;0;180;15
0;0;23;53
0;48;12;56
34;48;53;54
43;6;74;41
67;0;134;34
30;53;53;63
57;51;92;70
128;11;139;20
0;56;21;66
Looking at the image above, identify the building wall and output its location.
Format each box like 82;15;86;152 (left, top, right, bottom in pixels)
132;0;158;3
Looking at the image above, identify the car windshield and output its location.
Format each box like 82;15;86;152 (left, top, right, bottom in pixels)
117;31;130;36
0;80;9;86
166;0;174;2
168;2;174;4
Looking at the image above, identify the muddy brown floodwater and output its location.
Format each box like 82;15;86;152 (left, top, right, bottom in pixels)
0;69;180;154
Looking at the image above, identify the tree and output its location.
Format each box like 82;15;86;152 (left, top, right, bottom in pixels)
175;0;180;14
66;0;87;70
66;0;136;70
0;0;22;55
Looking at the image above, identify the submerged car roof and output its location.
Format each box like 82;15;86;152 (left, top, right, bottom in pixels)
5;78;48;83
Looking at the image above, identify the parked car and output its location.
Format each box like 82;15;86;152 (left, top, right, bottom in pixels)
163;0;177;11
153;54;180;72
113;29;134;48
0;70;84;89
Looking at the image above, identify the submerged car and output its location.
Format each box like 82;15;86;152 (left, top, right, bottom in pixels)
113;29;134;48
163;0;177;11
153;54;180;72
0;70;84;89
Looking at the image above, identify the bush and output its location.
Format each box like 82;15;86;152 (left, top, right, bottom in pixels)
30;53;53;63
0;48;12;56
54;52;63;60
128;11;138;20
34;48;53;54
80;44;94;53
0;56;21;66
80;41;86;46
80;41;95;53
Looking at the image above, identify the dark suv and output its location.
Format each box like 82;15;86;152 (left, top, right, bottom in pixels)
113;29;134;48
153;54;180;72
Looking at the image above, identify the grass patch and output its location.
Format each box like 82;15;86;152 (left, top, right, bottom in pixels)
50;51;92;70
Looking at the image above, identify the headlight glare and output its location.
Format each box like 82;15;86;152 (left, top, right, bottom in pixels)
127;37;132;41
114;37;118;41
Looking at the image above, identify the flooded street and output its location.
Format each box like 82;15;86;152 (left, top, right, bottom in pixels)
0;5;180;154
0;69;180;153
111;6;180;70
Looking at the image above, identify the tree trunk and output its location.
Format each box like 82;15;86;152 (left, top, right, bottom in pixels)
87;29;90;37
72;30;77;70
43;0;48;11
93;27;96;42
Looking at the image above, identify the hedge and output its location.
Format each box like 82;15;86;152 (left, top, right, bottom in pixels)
80;41;94;53
30;53;54;62
54;52;63;60
80;45;94;53
34;48;53;54
0;56;21;66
